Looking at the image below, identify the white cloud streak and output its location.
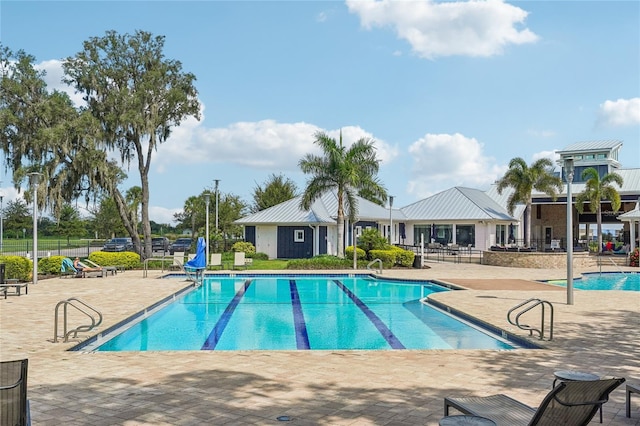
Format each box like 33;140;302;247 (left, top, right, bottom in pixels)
346;0;538;59
598;98;640;127
405;133;503;198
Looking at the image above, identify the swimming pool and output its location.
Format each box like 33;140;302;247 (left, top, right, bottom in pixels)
548;272;639;291
80;275;521;351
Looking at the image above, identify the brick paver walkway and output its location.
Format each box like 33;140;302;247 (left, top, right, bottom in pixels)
1;262;638;425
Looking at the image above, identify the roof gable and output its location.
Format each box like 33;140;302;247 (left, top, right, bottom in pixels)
401;187;515;221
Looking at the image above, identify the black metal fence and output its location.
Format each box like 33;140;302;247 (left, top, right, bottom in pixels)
0;240;104;260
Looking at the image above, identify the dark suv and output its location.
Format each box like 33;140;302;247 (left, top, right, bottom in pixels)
152;237;171;252
169;238;193;255
103;237;134;252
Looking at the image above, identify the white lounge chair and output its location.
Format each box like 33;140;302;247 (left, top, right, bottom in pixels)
208;253;223;270
169;252;184;271
233;252;246;270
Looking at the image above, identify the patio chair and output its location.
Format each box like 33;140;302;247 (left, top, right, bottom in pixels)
169;252;184;271
60;257;81;278
82;259;118;276
75;260;105;278
233;251;246;270
0;358;31;426
444;376;625;426
208;253;223;270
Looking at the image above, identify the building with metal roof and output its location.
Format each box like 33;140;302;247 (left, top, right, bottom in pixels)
236;140;640;259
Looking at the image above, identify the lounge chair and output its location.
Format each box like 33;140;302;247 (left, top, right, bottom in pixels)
75;260;105;278
233;251;246;270
60;257;81;278
169;252;184;271
208;253;223;270
82;259;118;276
0;358;31;426
444;376;625;425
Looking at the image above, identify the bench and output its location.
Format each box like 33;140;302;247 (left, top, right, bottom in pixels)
0;279;28;298
627;383;640;418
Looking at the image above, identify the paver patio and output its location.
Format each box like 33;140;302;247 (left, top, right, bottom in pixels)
1;262;638;425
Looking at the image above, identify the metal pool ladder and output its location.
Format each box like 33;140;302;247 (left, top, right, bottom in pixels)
54;297;103;342
367;258;383;274
507;298;554;341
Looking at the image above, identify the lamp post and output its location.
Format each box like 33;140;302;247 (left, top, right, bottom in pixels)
388;196;394;244
214;179;220;249
28;172;43;285
204;192;210;268
0;193;4;253
564;158;575;305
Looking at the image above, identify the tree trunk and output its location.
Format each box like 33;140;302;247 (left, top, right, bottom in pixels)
336;190;345;258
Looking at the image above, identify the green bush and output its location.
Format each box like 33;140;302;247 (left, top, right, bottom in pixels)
248;252;269;260
368;250;395;268
38;255;67;275
89;251;141;269
345;245;366;260
394;248;415;267
287;255;353;270
358;228;388;256
231;241;256;254
367;246;415;268
0;255;32;282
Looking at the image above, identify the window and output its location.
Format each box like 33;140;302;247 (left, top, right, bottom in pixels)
294;230;304;242
456;225;475;246
355;226;362;237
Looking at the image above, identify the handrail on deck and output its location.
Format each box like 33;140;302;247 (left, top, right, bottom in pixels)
54;297;103;343
143;257;175;277
366;258;383;274
507;298;554;341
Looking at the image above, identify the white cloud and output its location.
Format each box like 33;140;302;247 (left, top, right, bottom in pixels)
155;120;398;172
405;133;503;198
598;98;640;127
149;205;182;225
532;149;561;170
36;59;86;106
346;0;538;59
317;11;328;22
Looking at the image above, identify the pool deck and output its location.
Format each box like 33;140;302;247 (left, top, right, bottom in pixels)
1;263;639;425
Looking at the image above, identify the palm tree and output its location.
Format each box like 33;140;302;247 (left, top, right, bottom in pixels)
496;157;563;247
575;167;623;253
299;130;387;258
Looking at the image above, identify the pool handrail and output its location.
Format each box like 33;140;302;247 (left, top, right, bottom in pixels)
366;258;383;274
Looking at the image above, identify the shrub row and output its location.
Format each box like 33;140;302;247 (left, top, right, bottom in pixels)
0;255;32;281
287;255;354;270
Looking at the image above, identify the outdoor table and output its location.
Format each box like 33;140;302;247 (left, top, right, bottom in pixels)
439;415;496;426
553;370;602;423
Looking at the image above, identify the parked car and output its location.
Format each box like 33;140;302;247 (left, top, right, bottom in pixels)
169;238;193;255
152;237;171;252
103;237;134;252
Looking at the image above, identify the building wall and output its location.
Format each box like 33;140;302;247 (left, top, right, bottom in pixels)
483;251;595;268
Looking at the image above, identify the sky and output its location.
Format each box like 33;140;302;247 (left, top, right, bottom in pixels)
1;0;639;225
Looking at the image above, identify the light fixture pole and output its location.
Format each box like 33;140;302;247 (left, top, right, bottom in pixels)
564;158;575;305
28;172;43;285
388;196;394;244
214;179;220;248
0;193;4;253
204;192;210;268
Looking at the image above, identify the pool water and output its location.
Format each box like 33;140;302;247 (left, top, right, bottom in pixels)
548;272;639;291
93;275;517;351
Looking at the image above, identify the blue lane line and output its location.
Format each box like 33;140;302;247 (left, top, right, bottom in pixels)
201;280;253;350
333;280;406;349
289;280;311;350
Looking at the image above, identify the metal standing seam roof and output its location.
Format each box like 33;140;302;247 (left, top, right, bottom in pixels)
235;191;405;225
557;140;623;154
529;168;640;198
401;187;516;221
